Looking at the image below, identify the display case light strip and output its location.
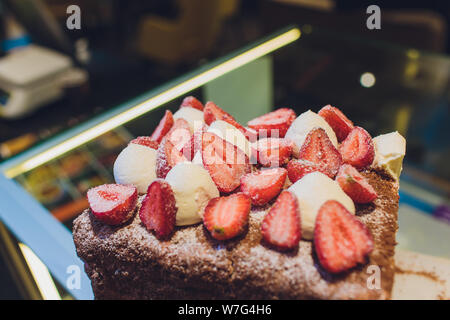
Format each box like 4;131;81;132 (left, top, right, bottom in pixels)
19;243;62;300
3;28;300;178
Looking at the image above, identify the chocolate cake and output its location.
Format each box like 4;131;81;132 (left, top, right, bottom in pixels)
73;99;405;300
73;168;398;300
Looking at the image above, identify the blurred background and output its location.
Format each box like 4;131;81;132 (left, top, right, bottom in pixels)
0;0;448;299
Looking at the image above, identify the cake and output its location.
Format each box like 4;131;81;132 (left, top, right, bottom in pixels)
73;97;406;300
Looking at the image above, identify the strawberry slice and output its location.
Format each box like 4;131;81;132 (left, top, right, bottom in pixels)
129;136;159;149
156;138;188;178
203;193;251;240
180;124;207;161
202;132;251;193
247;108;296;138
203;101;247;134
314;200;374;274
336;164;378;203
255;138;293;167
165;118;191;151
139;179;177;239
318;105;354;142
150;110;174;143
287;159;333;183
87;184;137;225
180;96;204;111
298;128;342;177
339;127;375;169
240;168;287;206
261;190;301;251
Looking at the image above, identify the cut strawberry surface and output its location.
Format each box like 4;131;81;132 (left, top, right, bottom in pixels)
180;124;206;161
314;200;374;274
247;108;296;138
318;105;354;142
150;110;174;143
165;118;192;151
156;138;188;178
180;96;204;111
202;132;251;193
203;101;247;134
203;193;251;240
287;159;333;183
339;127;375;169
336;164;378;203
298;128;342;177
129;136;159;149
87;184;137;225
139;179;177;239
261;190;301;251
255;138;293;167
240;167;287;206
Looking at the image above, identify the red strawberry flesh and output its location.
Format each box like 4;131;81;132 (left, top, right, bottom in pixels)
201;132;251;193
247;108;296;138
336;164;378;203
318;105;354;142
203;193;251;240
180;96;204;111
150;110;174;143
287;159;333;183
129;136;159;149
255;138;293;167
156;138;187;178
240;167;287;205
139;179;177;239
261;190;301;251
298;128;342;177
339;127;375;169
314;200;374;274
87;184;137;225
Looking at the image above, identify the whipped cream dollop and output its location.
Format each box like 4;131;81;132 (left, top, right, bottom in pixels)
372;131;406;180
173;107;204;133
288;171;355;240
113;143;157;194
285;110;338;151
165;162;219;226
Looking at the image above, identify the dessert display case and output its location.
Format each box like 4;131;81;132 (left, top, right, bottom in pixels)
0;26;449;300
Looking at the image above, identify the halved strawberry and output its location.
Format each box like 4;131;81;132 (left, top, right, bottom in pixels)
156;138;187;178
247;108;296;138
139;179;177;239
339;127;375;169
298;128;342;177
203;193;251;240
180;124;207;161
318;105;354;142
336;164;378;203
87;184;137;225
261;190;301;251
314;200;374;274
165;118;191;151
240;168;287;206
150;110;174;143
129;136;159;149
203;101;249;138
202;132;251;193
287;159;333;183
243;127;258;143
180;96;204;111
255;138;293;167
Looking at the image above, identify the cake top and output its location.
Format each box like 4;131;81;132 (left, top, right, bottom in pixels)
84;96;406;275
